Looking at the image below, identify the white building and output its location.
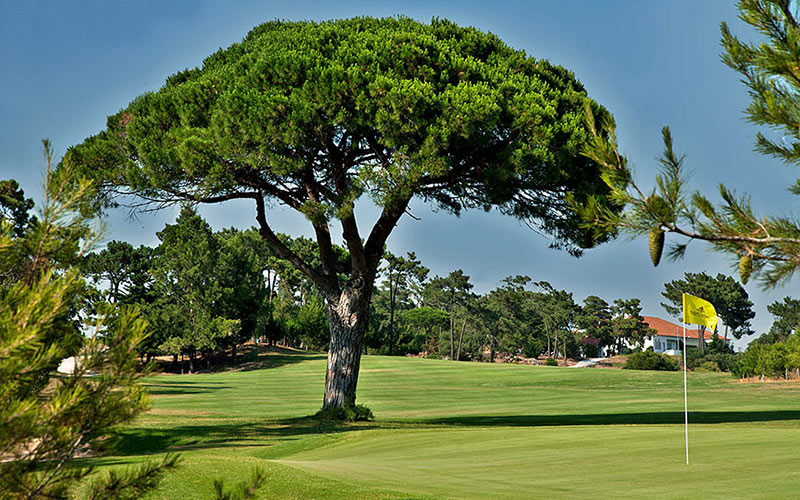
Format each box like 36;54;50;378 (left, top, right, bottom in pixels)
641;316;727;355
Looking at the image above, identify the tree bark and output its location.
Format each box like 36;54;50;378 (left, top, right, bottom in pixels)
554;331;559;359
699;326;706;354
456;317;467;361
388;274;396;356
449;314;455;360
322;283;372;409
545;330;551;357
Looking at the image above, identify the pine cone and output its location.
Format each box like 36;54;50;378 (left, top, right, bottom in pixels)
739;254;753;284
649;228;665;267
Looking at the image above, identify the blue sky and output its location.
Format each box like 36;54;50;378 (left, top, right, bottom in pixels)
2;0;798;347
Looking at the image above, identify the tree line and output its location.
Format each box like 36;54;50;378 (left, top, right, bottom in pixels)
732;297;800;380
77;207;658;368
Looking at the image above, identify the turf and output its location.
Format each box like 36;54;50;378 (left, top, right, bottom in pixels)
83;349;800;499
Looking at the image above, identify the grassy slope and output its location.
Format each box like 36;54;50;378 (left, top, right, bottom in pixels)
90;350;800;499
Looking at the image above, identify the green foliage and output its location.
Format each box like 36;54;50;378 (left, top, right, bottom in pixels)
0;148;173;499
545;357;558;366
212;468;266;500
572;1;800;287
696;361;721;372
285;295;329;350
661;272;754;341
686;346;738;373
85;455;180;500
64;16;623;408
314;403;374;422
424;270;475;360
531;281;578;360
623;351;678;371
0;179;35;237
393;305;449;356
148;207;240;368
81;241;154;305
371;251;430;355
734;333;800;379
215;228;271;345
576;295;611;345
609;298;654;354
67;17;619;256
756;296;800;344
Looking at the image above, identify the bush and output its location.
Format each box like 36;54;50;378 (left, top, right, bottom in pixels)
702;352;737;372
623;351;678;371
696;361;721;372
314;404;374;422
544;357;558;366
686;347;737;372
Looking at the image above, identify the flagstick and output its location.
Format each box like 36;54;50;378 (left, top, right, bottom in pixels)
683;318;689;465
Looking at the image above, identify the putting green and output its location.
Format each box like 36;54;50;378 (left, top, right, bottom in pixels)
91;350;800;499
281;425;800;499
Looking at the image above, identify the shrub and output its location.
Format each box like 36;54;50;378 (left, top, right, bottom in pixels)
545;357;558;366
686;347;737;372
702;352;737;372
696;361;721;372
314;404;374;422
623;351;678;371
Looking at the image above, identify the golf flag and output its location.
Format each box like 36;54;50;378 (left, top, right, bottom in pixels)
680;293;719;466
682;293;718;332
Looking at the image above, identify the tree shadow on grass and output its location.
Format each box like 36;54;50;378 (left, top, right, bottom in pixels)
103;409;800;462
151;346;325;375
144;350;325;394
423;410;800;427
144;381;234;396
236;352;327;372
108;416;379;456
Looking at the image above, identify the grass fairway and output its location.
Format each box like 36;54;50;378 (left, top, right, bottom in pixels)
91;350;800;499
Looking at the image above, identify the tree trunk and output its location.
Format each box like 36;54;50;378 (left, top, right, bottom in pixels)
388;275;396;356
322;284;372;410
456;317;467;361
449;314;455;360
699;326;706;354
545;330;551;357
554;331;559;358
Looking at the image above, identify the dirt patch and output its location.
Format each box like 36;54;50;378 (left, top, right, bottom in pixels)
149;343;319;375
736;376;800;384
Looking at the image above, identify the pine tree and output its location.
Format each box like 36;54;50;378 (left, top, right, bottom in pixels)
573;0;800;287
0;143;177;499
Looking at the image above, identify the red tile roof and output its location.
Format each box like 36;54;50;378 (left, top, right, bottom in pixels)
642;316;724;340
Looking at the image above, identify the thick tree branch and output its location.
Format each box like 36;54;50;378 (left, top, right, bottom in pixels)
302;167;339;282
327;137;367;276
364;197;412;272
254;194;337;295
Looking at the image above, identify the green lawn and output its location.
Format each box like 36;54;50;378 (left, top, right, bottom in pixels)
86;349;800;499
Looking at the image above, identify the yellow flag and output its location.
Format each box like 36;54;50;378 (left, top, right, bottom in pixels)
682;293;718;332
